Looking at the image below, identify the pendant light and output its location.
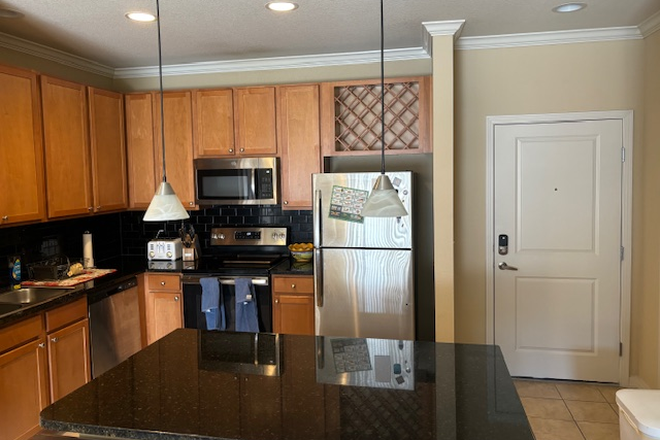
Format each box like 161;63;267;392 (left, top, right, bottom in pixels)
360;0;408;218
143;0;190;222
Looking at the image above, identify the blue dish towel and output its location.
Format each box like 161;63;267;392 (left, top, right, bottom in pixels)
200;277;226;330
235;278;259;332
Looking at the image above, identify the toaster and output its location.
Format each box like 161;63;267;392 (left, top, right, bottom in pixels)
147;238;183;261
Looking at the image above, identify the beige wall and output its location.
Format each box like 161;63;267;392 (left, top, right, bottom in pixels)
635;30;660;388
453;40;646;354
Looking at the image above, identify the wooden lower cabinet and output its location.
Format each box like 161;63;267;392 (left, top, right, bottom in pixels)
272;275;314;335
0;298;90;440
142;273;183;345
47;318;90;401
0;337;49;440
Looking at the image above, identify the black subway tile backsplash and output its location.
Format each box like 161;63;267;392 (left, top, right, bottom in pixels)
0;205;312;288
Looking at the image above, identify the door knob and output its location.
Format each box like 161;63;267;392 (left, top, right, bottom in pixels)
498;262;518;271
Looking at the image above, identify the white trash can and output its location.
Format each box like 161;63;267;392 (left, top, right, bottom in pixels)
616;389;660;440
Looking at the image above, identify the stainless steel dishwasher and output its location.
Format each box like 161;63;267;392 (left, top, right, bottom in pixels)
88;276;142;378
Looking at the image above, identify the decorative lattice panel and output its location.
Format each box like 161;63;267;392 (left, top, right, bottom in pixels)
333;81;421;152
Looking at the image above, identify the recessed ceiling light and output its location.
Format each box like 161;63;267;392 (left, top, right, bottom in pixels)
552;3;587;13
125;11;157;22
0;8;24;19
265;2;299;12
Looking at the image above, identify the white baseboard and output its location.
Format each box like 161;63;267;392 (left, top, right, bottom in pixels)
627;376;650;389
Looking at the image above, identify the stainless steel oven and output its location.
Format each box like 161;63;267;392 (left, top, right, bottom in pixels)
182;274;273;332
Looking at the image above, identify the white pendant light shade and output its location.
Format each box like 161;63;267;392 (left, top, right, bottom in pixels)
360;174;408;217
143;181;190;221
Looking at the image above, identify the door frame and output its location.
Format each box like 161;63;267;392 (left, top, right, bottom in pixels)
485;110;633;386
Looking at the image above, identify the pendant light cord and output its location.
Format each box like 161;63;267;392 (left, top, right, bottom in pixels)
380;0;386;175
156;0;167;183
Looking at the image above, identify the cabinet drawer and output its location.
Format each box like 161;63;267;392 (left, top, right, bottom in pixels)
273;276;313;294
46;297;87;333
147;274;181;292
0;315;44;354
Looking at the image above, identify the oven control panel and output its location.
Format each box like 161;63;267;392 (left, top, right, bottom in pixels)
210;227;287;246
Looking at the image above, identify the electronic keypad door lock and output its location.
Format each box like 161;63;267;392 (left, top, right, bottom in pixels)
498;234;509;255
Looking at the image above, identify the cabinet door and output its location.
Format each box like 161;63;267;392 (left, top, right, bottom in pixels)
41;76;92;218
0;65;46;226
277;85;321;210
272;276;314;336
194;89;235;157
234;87;277;156
155;91;196;209
47;318;91;402
145;292;183;345
273;294;315;336
0;338;49;440
125;93;158;209
88;87;128;212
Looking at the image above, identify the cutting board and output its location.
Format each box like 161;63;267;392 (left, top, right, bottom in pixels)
21;268;117;288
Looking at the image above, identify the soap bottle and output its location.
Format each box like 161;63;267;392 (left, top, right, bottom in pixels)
8;256;21;290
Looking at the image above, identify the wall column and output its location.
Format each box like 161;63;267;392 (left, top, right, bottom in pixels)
423;21;464;342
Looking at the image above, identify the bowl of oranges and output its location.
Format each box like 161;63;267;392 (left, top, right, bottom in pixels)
288;242;313;262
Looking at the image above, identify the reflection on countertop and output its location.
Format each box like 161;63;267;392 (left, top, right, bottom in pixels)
41;329;534;440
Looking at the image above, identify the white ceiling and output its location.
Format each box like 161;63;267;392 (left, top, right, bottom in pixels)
0;0;659;72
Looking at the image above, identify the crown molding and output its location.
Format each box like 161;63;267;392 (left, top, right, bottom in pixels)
639;11;660;38
113;47;430;79
0;31;114;77
422;20;466;53
456;26;643;50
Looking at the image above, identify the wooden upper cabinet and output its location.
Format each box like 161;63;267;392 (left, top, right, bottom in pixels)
41;76;93;218
320;76;431;156
193;89;235;157
234;87;277;156
88;87;128;213
155;91;196;209
0;65;46;226
125;93;158;209
277;85;321;210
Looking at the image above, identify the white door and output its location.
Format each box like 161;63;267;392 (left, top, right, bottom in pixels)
493;119;623;382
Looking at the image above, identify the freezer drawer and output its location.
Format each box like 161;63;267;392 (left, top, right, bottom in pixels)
314;248;414;340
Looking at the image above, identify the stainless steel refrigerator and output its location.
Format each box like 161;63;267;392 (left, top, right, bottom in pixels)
312;171;414;340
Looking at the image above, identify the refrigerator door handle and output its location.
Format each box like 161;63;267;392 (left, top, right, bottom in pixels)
314;247;323;307
313;189;322;248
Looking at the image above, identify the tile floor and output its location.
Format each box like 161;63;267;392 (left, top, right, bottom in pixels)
514;378;623;440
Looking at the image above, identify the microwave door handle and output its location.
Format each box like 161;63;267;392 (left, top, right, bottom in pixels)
250;169;257;199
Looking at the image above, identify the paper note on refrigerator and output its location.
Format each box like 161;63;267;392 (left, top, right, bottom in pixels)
329;185;369;224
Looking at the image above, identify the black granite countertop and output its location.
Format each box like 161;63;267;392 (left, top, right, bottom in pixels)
40;329;533;440
270;258;313;275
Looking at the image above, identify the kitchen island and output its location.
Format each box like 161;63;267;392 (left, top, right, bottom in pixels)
40;329;533;440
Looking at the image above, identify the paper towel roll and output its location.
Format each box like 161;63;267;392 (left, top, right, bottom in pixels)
83;232;94;268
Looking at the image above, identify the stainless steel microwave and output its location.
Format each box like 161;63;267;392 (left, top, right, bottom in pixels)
194;157;279;205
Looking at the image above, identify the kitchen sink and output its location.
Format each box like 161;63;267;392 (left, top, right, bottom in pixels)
0;287;69;305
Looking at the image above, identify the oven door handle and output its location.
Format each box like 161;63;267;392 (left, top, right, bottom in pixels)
182;276;269;286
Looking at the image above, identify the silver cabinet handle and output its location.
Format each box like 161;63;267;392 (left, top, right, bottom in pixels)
291;284;296;289
51;337;59;343
275;299;279;304
240;148;245;153
38;342;46;348
174;296;180;301
88;207;93;212
283;201;288;205
229;148;234;153
498;262;518;271
161;281;166;286
1;215;7;221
